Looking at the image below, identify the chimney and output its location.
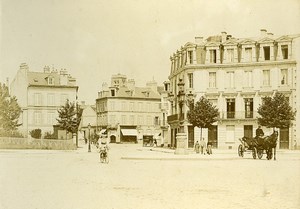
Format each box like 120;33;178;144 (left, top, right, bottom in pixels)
221;32;227;43
146;80;158;93
195;36;204;44
267;32;274;38
127;79;135;91
260;29;267;37
44;66;50;73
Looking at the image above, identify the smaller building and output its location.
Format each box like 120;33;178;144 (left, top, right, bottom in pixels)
96;74;164;144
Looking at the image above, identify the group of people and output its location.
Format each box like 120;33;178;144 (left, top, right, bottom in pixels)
194;138;212;155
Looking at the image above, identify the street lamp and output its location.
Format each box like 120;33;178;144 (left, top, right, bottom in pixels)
88;123;91;152
177;78;185;132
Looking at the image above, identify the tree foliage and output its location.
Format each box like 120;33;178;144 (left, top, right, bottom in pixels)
0;83;22;135
257;92;296;129
187;96;219;139
56;100;79;137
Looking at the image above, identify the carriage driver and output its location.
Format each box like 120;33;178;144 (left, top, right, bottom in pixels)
255;125;264;140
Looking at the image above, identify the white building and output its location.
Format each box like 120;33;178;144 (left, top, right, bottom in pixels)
167;30;300;150
10;63;78;137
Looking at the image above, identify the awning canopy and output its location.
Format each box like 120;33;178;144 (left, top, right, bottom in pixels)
121;129;138;136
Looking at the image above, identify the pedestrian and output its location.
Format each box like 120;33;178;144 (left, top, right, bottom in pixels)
207;141;212;155
200;138;206;155
194;141;200;154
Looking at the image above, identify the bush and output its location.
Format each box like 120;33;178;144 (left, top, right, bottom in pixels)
44;132;56;139
30;129;42;139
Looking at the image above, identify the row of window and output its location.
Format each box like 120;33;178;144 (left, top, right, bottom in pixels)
33;93;69;106
186;68;289;89
105;115;160;126
98;101;160;112
172;43;289;71
32;111;56;125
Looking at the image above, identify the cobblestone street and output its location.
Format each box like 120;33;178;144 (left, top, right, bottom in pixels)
1;141;300;209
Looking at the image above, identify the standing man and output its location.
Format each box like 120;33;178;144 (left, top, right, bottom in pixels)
200;138;206;155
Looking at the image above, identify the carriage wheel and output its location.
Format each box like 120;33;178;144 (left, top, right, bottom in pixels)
257;149;263;159
238;144;244;157
252;147;257;159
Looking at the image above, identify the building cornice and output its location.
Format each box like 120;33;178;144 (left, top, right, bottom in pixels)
169;60;296;79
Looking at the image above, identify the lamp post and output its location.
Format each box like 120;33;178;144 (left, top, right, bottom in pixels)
177;78;185;133
88;123;91;152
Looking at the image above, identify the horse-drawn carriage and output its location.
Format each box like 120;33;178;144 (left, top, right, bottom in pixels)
238;131;278;160
238;137;264;159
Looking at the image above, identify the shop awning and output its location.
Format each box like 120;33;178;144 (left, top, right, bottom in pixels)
121;129;138;136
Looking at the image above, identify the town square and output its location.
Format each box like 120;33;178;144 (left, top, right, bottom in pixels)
1;141;300;209
1;0;300;209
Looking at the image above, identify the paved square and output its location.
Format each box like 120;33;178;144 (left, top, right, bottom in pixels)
1;143;299;209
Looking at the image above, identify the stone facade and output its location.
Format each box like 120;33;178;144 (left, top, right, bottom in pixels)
168;30;300;150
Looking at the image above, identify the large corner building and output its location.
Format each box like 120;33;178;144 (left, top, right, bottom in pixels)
167;29;300;150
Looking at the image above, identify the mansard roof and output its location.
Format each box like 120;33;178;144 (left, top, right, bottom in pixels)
112;86;161;99
27;71;76;87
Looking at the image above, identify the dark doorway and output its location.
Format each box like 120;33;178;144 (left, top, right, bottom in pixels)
244;125;253;138
110;135;116;143
188;126;194;148
280;128;289;149
208;125;218;148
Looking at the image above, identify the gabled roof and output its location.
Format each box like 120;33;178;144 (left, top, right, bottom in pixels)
205;42;220;47
184;42;196;48
257;37;274;44
222;39;239;46
276;35;293;42
238;38;257;45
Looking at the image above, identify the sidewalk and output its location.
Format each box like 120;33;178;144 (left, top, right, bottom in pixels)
121;145;300;161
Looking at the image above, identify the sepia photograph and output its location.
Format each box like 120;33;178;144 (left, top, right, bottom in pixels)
0;0;300;208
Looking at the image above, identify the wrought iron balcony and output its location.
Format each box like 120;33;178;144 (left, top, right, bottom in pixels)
219;111;257;120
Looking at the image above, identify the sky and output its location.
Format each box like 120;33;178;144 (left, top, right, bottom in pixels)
0;0;300;104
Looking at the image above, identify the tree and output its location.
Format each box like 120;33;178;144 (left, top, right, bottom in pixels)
187;96;219;141
257;92;296;129
57;99;78;139
0;83;22;135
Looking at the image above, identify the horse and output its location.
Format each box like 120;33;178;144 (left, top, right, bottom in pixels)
262;130;278;160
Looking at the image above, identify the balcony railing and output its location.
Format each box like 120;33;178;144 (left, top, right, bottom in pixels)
220;111;257;120
167;114;179;123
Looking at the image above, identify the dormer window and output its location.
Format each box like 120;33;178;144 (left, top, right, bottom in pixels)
227;49;234;63
281;45;288;59
263;46;270;60
210;50;217;63
48;77;54;85
111;89;115;96
188;51;193;64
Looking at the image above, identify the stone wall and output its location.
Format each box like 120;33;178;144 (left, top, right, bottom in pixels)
0;137;76;150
